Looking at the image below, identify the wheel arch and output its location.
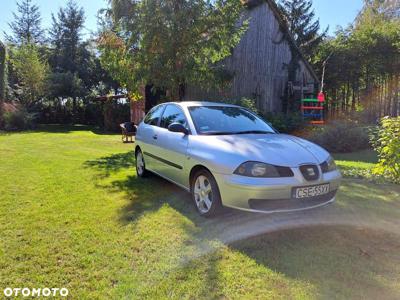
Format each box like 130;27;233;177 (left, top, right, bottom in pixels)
189;164;223;216
135;145;141;156
189;165;214;188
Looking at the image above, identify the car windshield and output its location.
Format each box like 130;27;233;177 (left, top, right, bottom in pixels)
188;106;276;135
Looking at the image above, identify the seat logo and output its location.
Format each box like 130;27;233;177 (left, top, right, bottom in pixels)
307;168;316;176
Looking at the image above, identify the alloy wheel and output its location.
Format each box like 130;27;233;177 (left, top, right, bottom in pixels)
194;175;213;214
136;151;145;176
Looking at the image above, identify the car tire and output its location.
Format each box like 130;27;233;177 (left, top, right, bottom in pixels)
135;149;148;178
191;169;222;217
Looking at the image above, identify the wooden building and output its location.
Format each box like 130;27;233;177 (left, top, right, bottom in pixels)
183;0;319;114
125;0;319;122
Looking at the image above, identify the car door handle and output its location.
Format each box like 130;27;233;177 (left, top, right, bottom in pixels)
153;135;158;140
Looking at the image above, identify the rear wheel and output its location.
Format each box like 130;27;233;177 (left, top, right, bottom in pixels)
191;169;222;217
135;149;148;177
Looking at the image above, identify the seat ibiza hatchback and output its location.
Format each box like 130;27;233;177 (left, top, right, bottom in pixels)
135;102;341;217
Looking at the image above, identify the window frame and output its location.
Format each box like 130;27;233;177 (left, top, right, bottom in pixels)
143;104;166;127
160;104;190;133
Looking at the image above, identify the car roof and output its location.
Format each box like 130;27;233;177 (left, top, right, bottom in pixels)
165;101;240;108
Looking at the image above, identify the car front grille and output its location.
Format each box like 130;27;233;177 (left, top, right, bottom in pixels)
276;166;295;177
299;164;320;181
248;190;337;212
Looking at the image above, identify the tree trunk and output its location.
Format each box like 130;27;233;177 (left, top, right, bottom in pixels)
351;81;356;112
341;86;346;115
0;41;5;101
380;77;383;117
393;74;399;117
0;41;5;127
386;75;393;117
73;97;77;124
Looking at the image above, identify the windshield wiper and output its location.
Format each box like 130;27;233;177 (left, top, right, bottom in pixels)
235;130;275;135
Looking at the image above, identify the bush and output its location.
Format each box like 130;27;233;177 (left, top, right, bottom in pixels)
262;112;307;133
103;101;131;131
308;121;370;153
371;117;400;183
2;108;36;131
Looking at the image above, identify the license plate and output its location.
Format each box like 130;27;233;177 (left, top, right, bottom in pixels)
293;184;330;199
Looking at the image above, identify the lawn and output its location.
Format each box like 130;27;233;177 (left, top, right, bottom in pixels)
333;149;379;179
0;126;399;299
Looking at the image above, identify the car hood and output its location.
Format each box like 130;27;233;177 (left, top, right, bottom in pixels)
189;133;330;171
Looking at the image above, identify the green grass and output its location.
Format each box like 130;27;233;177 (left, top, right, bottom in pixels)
1;126;399;299
334;149;379;180
334;149;378;165
232;225;400;300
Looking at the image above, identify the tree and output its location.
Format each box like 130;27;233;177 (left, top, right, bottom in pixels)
0;41;6;100
98;0;247;101
0;41;5;127
313;0;400;120
49;0;85;74
278;0;326;59
10;44;48;108
363;0;400;18
5;0;44;45
48;0;88;119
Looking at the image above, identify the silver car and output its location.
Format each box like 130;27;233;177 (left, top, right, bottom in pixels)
135;102;342;217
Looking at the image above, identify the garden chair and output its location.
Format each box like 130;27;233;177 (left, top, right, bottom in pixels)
120;122;137;143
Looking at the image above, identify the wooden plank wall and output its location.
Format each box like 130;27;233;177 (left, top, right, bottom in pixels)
184;2;316;113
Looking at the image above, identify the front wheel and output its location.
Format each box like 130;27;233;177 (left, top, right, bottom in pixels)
191;169;222;217
135;149;148;177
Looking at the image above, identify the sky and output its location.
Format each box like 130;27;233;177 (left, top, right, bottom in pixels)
312;0;364;34
0;0;108;40
0;0;363;40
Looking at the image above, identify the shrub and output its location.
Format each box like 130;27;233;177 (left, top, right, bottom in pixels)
262;112;307;133
308;121;370;153
371;117;400;183
103;101;131;131
2;108;36;131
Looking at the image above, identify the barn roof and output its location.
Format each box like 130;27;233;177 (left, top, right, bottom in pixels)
243;0;319;82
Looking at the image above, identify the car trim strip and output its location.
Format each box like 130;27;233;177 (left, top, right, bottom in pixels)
226;197;336;214
143;152;183;170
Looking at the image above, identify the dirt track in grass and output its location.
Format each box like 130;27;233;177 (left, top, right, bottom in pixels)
167;179;400;299
161;179;400;264
166;178;400;254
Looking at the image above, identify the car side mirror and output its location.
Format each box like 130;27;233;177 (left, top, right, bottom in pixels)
168;123;189;135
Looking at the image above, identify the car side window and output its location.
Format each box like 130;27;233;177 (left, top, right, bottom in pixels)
144;105;164;126
160;105;188;129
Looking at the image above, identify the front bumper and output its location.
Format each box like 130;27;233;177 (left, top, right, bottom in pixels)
213;168;342;213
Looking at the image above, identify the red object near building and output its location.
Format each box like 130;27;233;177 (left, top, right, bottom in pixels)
318;92;325;102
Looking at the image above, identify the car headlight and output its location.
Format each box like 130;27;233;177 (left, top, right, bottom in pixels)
234;162;294;178
320;156;337;173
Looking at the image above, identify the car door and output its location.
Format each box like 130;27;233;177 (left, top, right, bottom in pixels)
139;104;165;172
154;104;190;187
